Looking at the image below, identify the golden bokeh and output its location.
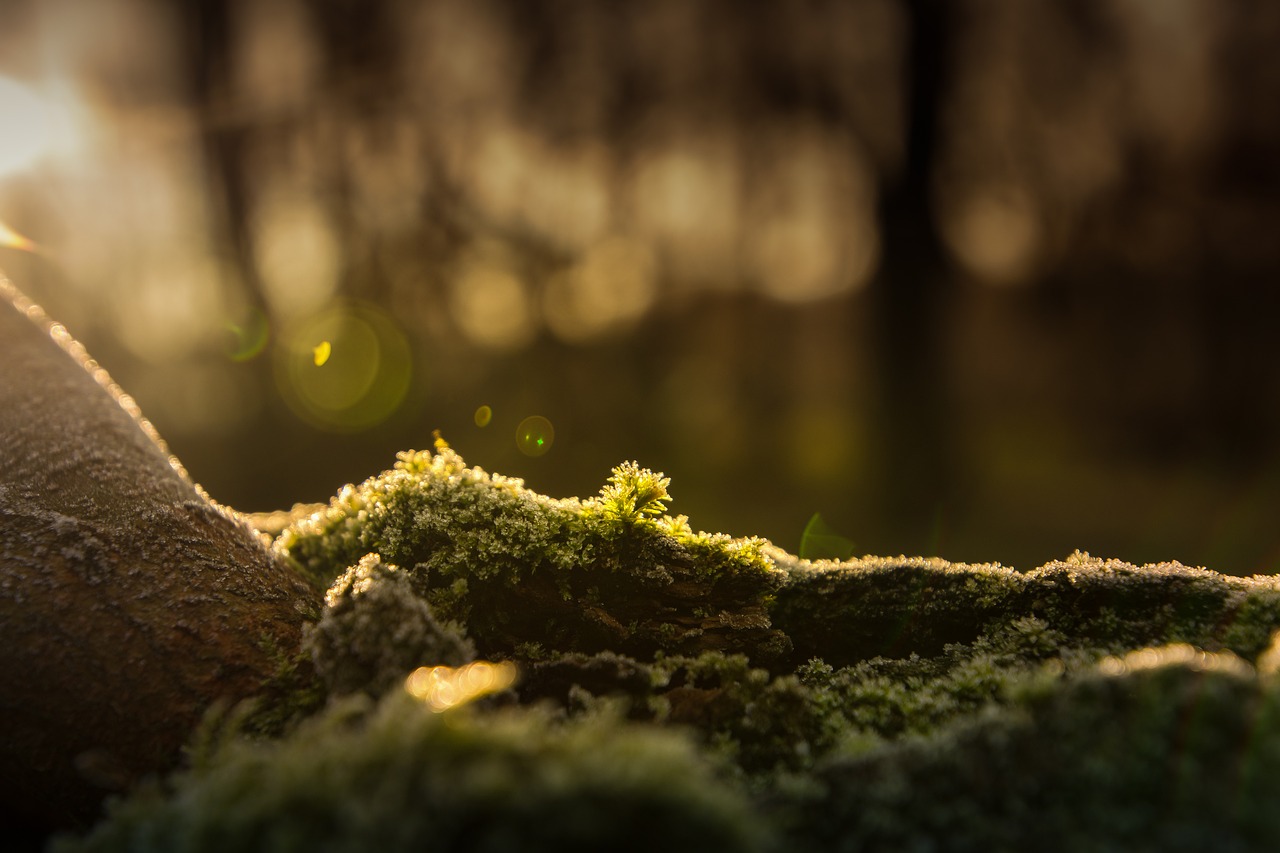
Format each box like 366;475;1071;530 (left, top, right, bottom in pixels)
404;660;518;712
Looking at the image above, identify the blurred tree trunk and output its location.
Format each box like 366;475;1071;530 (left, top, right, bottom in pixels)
868;0;957;544
0;277;319;835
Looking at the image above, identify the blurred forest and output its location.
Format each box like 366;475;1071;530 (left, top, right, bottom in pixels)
2;0;1280;574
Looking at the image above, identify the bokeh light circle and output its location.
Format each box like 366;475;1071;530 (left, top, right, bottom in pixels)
516;415;554;456
275;301;412;431
474;405;493;427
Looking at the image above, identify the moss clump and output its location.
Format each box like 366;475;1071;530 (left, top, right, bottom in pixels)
55;694;769;853
769;552;1025;666
276;439;788;663
303;553;476;697
786;646;1280;852
770;549;1280;668
1023;552;1280;659
511;620;1100;792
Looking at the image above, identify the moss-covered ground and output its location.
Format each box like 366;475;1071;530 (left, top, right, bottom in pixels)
56;440;1280;851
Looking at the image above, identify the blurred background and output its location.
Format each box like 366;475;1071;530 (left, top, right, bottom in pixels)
2;0;1279;574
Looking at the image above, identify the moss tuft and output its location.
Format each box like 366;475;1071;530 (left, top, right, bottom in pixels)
304;553;476;697
55;692;769;853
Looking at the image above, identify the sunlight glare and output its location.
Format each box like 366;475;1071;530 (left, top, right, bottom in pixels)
405;660;517;712
0;76;68;177
0;219;38;252
226;308;270;362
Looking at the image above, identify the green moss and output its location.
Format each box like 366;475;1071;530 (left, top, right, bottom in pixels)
237;631;327;739
276;440;787;663
1025;554;1280;661
593;460;672;521
303;553;476;698
770;550;1280;667
55;694;769;853
64;446;1280;850
786;646;1280;852
768;552;1027;666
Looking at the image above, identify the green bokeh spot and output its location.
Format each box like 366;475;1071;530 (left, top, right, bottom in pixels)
516;415;554;457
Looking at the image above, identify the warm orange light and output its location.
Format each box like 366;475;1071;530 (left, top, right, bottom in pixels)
404;660;518;712
0;220;37;253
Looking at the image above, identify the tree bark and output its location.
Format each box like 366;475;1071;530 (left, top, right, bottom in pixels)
0;275;319;833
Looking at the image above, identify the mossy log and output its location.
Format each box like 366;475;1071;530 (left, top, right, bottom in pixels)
0;278;320;833
13;273;1280;850
276;447;791;668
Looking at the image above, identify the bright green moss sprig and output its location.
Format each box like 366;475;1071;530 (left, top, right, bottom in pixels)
591;461;671;522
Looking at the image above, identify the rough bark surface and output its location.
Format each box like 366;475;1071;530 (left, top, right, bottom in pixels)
0;276;319;832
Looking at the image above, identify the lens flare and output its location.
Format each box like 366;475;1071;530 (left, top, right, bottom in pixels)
225;308;270;362
275;301;411;431
474;405;492;427
0;219;38;253
516;415;554;456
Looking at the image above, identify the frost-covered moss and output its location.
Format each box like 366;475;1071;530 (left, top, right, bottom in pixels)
276;439;788;662
55;694;768;853
770;549;1280;667
514;620;1102;791
64;445;1280;851
70;643;1280;852
769;552;1024;666
276;442;1280;673
786;646;1280;852
303;553;476;697
1024;552;1280;659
